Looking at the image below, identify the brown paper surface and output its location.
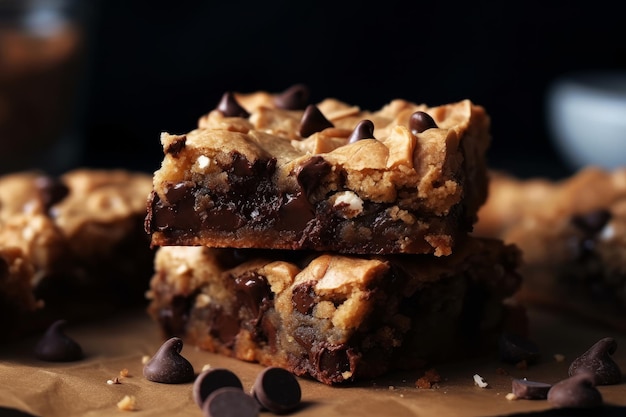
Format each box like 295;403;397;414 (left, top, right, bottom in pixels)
1;308;626;417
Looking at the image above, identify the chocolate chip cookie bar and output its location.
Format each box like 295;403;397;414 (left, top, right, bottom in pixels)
147;237;523;385
145;87;491;256
0;169;155;338
474;167;626;330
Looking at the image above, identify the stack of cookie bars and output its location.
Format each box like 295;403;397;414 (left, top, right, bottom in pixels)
144;86;524;385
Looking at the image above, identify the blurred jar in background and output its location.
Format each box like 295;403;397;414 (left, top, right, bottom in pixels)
0;0;87;175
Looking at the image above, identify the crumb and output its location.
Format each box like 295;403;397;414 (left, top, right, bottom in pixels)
515;360;528;370
554;353;565;362
388;385;395;391
201;364;212;372
107;377;121;385
416;377;432;389
473;374;489;388
506;393;518;401
120;368;130;378
416;368;442;389
141;355;150;365
117;395;137;411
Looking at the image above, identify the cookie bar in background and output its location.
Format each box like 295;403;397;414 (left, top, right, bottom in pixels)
474;167;626;331
0;169;155;338
147;237;523;385
145;87;491;256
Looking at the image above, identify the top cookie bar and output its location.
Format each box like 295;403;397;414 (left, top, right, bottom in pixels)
145;86;491;255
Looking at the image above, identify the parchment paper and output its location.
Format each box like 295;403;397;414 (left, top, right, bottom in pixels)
2;308;626;417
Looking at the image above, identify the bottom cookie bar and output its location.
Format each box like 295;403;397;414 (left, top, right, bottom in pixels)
475;167;626;331
147;237;523;385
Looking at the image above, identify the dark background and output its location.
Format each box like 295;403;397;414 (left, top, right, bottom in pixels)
72;0;626;179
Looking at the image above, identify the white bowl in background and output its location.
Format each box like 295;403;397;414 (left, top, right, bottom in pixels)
546;71;626;171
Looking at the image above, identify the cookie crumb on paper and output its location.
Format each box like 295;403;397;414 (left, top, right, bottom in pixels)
117;395;137;411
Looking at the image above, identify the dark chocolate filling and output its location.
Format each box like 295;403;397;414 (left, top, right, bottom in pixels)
145;151;474;253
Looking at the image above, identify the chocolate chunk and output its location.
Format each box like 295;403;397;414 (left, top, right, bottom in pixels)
235;273;271;319
208;306;240;346
277;190;314;231
547;373;603;408
251;367;301;414
295;156;331;198
498;332;540;365
35;176;69;211
217;92;250;118
274;84;310;110
348;120;376;143
569;337;622;385
298;105;334;137
202;387;260;417
164;135;187;156
511;378;552;399
34;319;83;362
409;111;438;134
572;209;612;236
143;337;195;384
193;368;243;408
314;343;356;383
291;282;316;314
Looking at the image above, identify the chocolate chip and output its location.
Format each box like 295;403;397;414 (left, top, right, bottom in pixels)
35;176;69;211
202;387;260;417
572;209;612;236
298;105;334;137
347;120;375;143
295;156;331;198
314;343;355;384
193;368;243;408
164;181;195;204
217;92;250;118
547;373;603;408
569;337;622;385
409;111;438;134
251;367;301;414
511;378;552;399
498;332;541;365
143;337;195;384
208;307;240;346
34;319;83;362
164;135;187;156
274;84;310;110
291;282;316;314
235;273;271;319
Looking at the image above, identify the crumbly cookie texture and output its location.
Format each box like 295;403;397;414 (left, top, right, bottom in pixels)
474;167;626;330
147;237;522;385
145;88;491;256
0;169;155;338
